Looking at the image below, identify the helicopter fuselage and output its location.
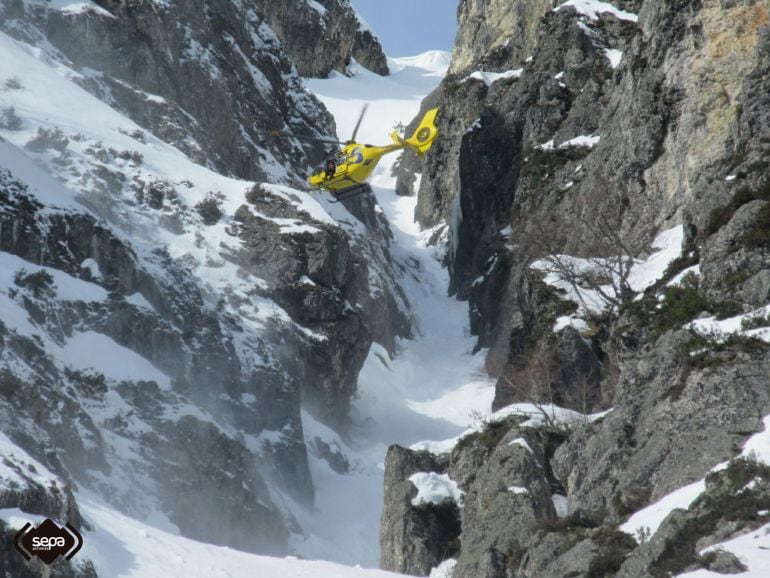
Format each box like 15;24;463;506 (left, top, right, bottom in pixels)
308;107;440;195
308;142;401;193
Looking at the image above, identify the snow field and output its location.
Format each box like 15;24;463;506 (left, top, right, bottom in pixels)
2;497;409;578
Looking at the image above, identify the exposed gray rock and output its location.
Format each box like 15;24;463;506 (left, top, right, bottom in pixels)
552;329;770;525
517;531;594;578
154;415;290;554
261;0;389;78
307;435;349;474
449;425;557;578
2;0;337;183
413;78;487;229
449;0;559;76
381;420;569;578
380;445;459;576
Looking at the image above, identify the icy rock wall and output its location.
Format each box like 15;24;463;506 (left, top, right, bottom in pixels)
382;1;770;576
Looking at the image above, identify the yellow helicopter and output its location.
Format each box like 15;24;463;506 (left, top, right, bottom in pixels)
275;106;439;202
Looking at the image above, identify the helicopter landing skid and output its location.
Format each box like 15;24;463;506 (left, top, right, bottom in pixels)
329;184;370;204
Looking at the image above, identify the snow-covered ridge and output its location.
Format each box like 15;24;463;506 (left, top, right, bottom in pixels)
409;473;463;507
466;68;524;86
411;403;610;456
554;0;639;23
387;50;451;76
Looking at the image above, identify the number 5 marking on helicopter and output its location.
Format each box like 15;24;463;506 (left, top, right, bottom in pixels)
349;147;364;164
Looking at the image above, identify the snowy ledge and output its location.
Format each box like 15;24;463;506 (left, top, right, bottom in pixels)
409;472;463;507
536;134;601;151
465;69;524;86
686;304;770;345
411;403;610;456
554;0;639;23
531;225;685;333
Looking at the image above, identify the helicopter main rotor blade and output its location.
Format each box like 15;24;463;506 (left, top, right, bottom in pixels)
270;129;344;146
349;103;369;143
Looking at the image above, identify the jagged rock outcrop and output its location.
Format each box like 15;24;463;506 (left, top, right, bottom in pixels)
380;446;459;575
228;184;409;426
2;0;338;182
383;0;770;576
261;0;389;78
406;0;770;407
380;418;568;578
449;0;559;75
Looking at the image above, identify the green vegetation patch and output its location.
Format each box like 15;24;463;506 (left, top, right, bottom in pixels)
626;272;743;344
626;273;707;339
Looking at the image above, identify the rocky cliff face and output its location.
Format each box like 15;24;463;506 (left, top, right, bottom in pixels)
261;0;389;78
383;0;770;576
0;0;408;562
4;0;387;185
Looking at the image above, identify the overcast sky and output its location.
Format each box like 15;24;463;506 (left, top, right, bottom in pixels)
349;0;459;57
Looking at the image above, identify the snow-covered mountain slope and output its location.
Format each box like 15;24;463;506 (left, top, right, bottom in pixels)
0;1;414;568
0;432;407;578
2;0;338;184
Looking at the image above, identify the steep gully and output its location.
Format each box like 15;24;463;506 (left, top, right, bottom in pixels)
295;54;497;567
